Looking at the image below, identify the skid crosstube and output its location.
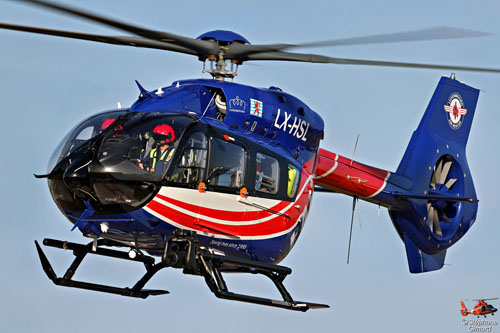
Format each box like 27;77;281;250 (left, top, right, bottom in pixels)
35;232;329;312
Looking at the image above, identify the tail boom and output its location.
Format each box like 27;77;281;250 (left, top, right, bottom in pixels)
315;149;390;201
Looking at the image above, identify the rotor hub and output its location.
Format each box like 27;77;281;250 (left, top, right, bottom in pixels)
197;30;251;80
196;30;250;45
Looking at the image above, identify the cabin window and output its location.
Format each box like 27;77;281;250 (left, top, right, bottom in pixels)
207;137;245;188
170;132;208;184
287;164;300;198
255;152;279;194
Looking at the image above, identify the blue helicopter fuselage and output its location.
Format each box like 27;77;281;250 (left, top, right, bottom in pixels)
48;78;325;264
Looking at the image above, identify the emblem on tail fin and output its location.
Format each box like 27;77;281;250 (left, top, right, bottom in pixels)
444;92;467;130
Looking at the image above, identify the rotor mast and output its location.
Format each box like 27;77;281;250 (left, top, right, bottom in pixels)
201;48;239;81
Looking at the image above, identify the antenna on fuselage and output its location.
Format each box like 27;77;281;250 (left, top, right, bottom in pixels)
346;197;357;264
349;134;360;169
346;196;364;264
346;134;364;264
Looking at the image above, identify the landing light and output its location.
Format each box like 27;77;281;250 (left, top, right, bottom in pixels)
128;249;138;259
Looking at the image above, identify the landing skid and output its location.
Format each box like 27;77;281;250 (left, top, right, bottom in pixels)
35;231;329;312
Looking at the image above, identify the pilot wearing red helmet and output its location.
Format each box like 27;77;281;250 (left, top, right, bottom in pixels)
140;124;176;175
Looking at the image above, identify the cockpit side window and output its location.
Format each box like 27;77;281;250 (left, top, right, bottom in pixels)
207;137;245;188
66;111;125;156
169;131;208;184
255;153;279;194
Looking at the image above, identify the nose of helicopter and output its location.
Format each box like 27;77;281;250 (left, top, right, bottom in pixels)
47;141;161;217
62;154;92;193
46;111;191;217
46;146;96;216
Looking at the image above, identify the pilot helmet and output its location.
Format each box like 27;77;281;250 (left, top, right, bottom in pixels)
152;124;175;144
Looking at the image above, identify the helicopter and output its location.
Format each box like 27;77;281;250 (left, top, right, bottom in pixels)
461;298;498;318
1;0;499;312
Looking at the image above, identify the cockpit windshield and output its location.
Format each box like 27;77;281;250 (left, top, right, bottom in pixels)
48;110;128;172
48;111;194;212
95;113;194;181
49;110;194;181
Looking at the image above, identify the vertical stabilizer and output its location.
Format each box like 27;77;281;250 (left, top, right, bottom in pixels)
390;75;479;273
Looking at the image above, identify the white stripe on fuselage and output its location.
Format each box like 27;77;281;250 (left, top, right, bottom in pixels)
367;171;390;198
315;154;338;179
143;204;305;241
150;175;313;225
143;175;314;240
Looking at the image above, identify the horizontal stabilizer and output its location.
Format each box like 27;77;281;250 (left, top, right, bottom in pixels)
391;192;477;203
403;234;446;273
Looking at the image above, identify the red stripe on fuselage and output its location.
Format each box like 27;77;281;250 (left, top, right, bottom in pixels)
145;169;313;238
154;193;290;221
315;148;389;198
147;195;300;237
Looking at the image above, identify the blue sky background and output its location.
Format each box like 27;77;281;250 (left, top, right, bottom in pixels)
0;1;499;332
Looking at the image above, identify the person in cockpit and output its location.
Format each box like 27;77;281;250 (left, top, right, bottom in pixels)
140;124;176;175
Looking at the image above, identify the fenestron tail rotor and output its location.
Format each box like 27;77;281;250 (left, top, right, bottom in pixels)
427;157;459;237
2;0;500;79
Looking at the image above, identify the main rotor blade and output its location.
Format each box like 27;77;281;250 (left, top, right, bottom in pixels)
0;22;197;55
226;43;294;60
246;51;500;73
228;26;490;59
292;26;491;49
16;0;217;55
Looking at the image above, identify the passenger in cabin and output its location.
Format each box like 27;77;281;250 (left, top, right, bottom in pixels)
287;166;297;198
140;124;176;175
